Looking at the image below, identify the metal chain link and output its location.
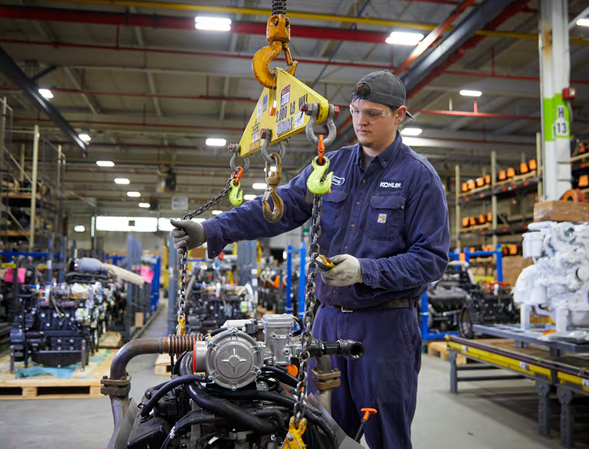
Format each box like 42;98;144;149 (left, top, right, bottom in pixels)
293;192;322;427
177;180;233;335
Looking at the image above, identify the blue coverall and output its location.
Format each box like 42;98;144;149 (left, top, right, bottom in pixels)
203;131;450;449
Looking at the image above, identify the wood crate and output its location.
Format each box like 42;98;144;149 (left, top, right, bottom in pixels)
426;341;467;366
0;348;116;399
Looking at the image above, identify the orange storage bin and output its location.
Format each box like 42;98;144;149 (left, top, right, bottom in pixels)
461;182;468;192
485;174;491;185
520;162;529;174
467;179;475;190
498;170;507;181
579;174;589;188
476;177;485;188
506;167;515;178
462;217;470;228
529;159;537;170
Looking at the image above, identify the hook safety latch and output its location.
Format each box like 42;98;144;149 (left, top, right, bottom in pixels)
252;15;299;89
229;167;244;207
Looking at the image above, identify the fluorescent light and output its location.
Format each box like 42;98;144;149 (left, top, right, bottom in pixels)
74;225;85;233
206;138;227;147
244;194;257;201
138;202;150;208
39;88;53;99
252;183;267;190
127;191;141;197
114;178;130;185
460;90;482;97
577;18;589;27
195;16;231;32
212;210;223;215
79;133;91;143
401;127;423;136
385;31;424;46
96;160;115;167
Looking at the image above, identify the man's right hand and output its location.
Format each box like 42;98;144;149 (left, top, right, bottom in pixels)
170;219;207;255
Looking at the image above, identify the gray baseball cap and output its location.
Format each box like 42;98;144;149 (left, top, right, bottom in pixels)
352;70;415;120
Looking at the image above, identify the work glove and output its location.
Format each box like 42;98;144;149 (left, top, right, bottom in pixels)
317;254;363;287
170;219;207;255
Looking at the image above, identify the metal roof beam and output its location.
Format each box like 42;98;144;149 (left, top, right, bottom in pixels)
0;44;87;154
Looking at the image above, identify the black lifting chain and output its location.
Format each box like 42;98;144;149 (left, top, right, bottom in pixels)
271;0;287;15
177;181;233;335
293;192;323;428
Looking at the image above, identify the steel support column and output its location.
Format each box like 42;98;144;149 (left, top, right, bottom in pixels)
539;0;572;200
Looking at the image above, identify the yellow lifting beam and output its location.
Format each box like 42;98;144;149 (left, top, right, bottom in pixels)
238;68;330;157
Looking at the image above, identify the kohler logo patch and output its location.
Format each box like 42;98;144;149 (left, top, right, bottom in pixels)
380;181;402;189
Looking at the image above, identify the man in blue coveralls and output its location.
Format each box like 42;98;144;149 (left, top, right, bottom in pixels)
171;70;450;449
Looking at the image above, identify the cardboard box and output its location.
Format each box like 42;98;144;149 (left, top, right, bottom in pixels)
533;200;589;223
135;312;144;328
502;255;534;287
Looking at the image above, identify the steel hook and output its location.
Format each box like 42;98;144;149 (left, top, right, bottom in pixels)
265;152;282;186
262;187;284;223
307;155;333;195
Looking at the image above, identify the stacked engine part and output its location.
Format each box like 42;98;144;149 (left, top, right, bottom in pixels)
427;261;517;338
103;314;365;449
9;258;117;368
185;263;254;334
515;221;589;333
258;260;286;313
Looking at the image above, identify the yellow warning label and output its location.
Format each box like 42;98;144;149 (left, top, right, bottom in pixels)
238;68;330;157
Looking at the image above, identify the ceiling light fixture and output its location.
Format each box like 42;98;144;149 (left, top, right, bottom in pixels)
401;127;423;136
74;225;85;233
79;133;91;143
127;191;141;197
460;90;483;97
138;202;151;208
385;31;424;46
244;194;257;201
114;178;130;185
252;183;267;190
38;88;53;99
195;16;232;32
212;210;223;215
206;138;227;147
577;18;589;27
96;160;115;167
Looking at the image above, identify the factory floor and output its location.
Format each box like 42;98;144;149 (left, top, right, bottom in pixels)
1;307;587;449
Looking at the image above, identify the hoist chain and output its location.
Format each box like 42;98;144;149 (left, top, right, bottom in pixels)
293;192;323;428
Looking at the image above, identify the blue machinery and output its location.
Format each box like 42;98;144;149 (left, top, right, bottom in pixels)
285;243;306;319
420;247;504;342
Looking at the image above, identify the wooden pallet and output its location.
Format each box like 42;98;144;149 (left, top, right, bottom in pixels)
155;353;172;376
99;331;123;349
426;341;467;366
0;348;116;399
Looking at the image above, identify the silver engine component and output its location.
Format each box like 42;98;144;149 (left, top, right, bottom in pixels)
197;314;298;389
204;329;263;390
514;221;589;332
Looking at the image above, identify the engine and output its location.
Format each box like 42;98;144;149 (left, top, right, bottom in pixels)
103;314;365;449
514;221;589;332
427;261;518;338
185;265;254;334
10;258;117;368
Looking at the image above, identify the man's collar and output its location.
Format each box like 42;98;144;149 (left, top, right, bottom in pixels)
355;131;402;168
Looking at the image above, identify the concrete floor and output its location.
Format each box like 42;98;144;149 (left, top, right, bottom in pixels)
1;308;587;449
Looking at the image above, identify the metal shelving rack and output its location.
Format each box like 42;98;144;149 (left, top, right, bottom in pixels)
455;138;543;252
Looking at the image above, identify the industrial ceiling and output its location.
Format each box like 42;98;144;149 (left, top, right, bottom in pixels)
1;0;588;220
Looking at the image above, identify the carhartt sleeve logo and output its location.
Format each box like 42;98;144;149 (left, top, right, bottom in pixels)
377;213;387;223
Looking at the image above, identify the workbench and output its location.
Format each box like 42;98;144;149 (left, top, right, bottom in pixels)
447;334;589;447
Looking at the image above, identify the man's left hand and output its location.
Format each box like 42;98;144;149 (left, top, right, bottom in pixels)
318;254;363;286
